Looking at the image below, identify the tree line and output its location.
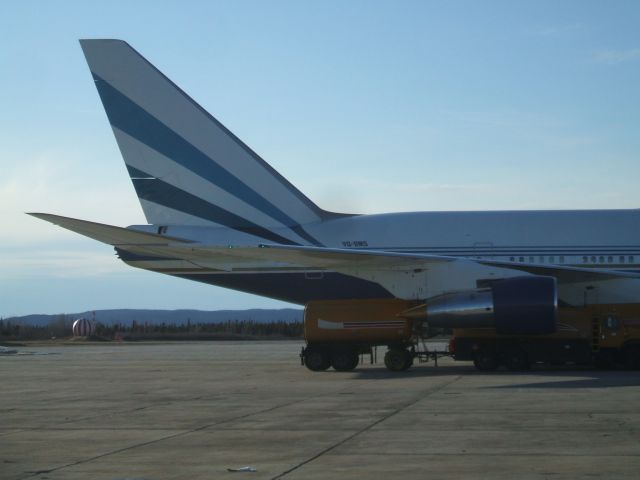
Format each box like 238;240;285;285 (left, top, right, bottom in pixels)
0;315;303;341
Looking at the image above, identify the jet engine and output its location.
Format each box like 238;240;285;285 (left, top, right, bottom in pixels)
402;276;557;335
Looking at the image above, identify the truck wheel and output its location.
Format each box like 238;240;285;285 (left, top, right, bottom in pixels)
330;348;359;371
405;354;414;369
384;348;412;372
304;347;331;371
594;349;616;370
624;346;640;370
504;348;530;371
473;349;498;371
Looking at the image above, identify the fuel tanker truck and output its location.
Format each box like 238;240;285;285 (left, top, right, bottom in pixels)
300;276;640;372
451;304;640;371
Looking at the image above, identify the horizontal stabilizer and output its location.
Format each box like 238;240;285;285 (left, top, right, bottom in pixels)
28;213;192;246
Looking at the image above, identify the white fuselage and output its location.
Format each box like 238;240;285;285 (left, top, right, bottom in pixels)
127;209;640;306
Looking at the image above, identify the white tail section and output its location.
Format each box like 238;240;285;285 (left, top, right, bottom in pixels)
80;39;341;245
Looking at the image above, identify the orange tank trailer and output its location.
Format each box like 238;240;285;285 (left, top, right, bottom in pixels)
301;298;420;372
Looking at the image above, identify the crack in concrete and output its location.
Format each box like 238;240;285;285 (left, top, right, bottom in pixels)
17;385;353;480
17;398;305;480
271;375;462;480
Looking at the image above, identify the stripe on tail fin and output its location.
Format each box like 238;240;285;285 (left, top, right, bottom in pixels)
80;39;341;245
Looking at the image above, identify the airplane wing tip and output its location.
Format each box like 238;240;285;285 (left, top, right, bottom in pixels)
27;212;53;220
27;212;69;224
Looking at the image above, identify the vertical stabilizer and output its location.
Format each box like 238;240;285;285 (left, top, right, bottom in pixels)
80;39;331;245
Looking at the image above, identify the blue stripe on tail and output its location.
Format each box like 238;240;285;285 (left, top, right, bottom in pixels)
130;167;300;245
93;74;305;231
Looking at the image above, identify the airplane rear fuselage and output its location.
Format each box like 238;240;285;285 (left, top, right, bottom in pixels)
123;208;640;304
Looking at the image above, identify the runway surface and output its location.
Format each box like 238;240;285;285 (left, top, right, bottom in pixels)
2;341;640;479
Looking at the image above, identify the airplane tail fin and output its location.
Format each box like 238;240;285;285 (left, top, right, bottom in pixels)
80;39;338;245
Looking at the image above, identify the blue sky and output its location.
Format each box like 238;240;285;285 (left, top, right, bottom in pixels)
1;0;639;316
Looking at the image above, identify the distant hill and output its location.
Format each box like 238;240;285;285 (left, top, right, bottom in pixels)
5;309;303;327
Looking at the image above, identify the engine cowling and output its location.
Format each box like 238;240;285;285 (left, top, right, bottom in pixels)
402;276;557;335
492;276;557;334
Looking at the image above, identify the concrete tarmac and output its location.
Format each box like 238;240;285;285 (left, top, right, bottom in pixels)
2;341;640;480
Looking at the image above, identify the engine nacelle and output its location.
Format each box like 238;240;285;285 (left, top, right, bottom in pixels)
403;276;557;335
492;276;557;334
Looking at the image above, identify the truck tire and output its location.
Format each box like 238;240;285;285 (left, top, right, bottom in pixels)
473;349;498;371
330;348;359;371
504;347;530;371
594;349;616;370
624;346;640;370
304;347;331;371
384;348;412;372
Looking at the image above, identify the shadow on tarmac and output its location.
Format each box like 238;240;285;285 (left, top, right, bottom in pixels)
351;365;474;380
347;364;640;388
483;370;640;389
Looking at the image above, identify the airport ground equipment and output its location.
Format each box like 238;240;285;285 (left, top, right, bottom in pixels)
301;301;640;372
301;298;450;372
451;304;640;371
301;278;560;372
